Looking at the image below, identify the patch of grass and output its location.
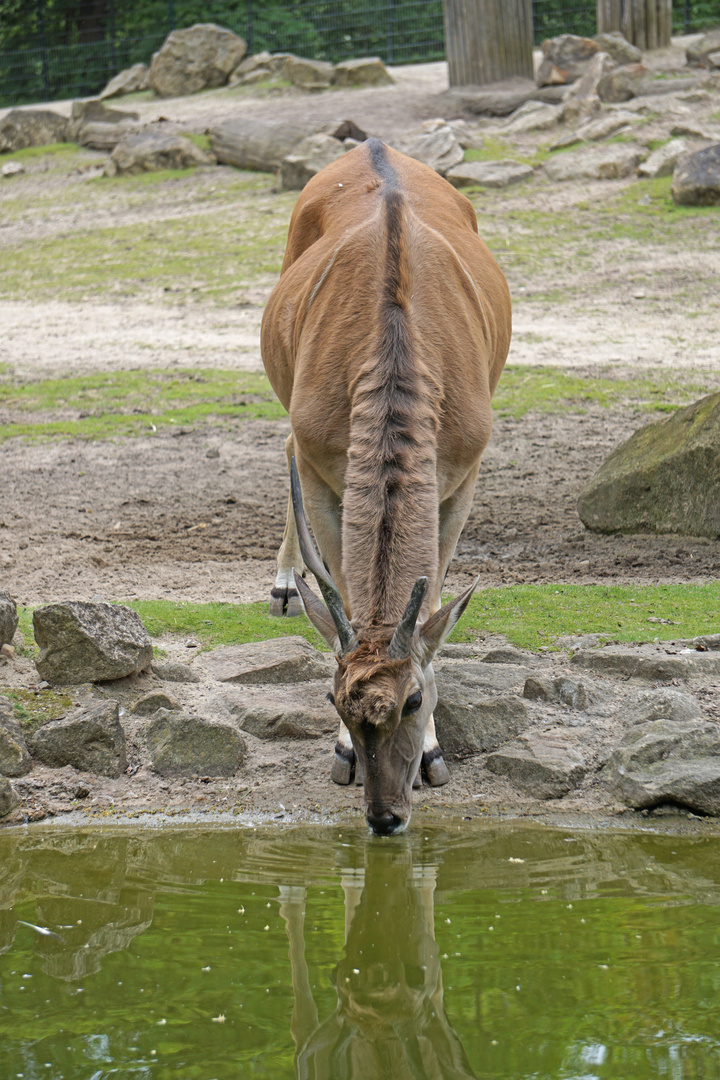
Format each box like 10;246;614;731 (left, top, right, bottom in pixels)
181;132;212;152
465;137;547;168
455;583;720;650
1;687;76;734
0;368;286;442
5;142;82;162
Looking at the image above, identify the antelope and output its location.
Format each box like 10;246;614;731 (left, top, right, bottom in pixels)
261;138;511;835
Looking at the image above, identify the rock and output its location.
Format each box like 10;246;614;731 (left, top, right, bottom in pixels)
0;714;32;777
105;130;215;176
391;125;464;175
66;99;140;150
686;30;720;68
201;636;332;685
544;143;644;181
637;138;689;178
606;719;720;814
151;661;201;683
523;676;606;710
574;110;640;141
593;31;642;65
99;62;149;99
280;133;347;190
562;51;616;117
333;57;393;87
482;647;534;665
441;85;567;118
445;160;534;189
222;681;338;739
128;692;181;717
228;51;290;86
0;593;18;646
28;701;127;777
671;144;720;206
434;684;530;757
669;120;716;139
0;109;67;153
1;161;24;177
209;116;356;172
0;778;19;818
622;688;703;726
145;709;245;776
33;601;153;685
536;35;601;87
486;730;587;798
597;63;649;102
578;392;720;537
148;23;247;97
284;56;334;91
562;94;603;127
436;660;534;693
503;102;563;133
708;52;720;70
571;646;694;682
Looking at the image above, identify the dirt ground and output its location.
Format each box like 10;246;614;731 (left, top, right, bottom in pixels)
1;43;720;828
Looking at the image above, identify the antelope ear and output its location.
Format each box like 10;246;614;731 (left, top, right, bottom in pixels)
293;571;341;652
415;577;480;665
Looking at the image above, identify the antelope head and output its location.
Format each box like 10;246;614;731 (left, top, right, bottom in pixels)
289;460;478;836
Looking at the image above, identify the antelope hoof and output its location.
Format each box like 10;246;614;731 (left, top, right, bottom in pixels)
422;749;450;787
330;743;355;785
269;586;303;618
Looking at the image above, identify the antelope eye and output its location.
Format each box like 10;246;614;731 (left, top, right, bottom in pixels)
404;691;423;713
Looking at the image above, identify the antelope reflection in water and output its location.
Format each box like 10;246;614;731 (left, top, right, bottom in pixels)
278;845;476;1080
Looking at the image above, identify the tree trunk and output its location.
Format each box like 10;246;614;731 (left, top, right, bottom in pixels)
597;0;673;50
443;0;534;86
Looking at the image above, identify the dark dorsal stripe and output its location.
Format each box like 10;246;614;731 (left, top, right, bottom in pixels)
367;137;399;190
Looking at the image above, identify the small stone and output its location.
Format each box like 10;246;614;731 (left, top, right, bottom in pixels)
445;160;534;189
151;661;201;683
0;592;18;647
637;138;689;179
0;644;14;660
129;692;181;717
571;647;693;682
504;102;563;133
1;161;24;177
622;688;703;726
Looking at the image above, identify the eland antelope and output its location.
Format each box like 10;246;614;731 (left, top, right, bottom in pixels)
261;138;511;835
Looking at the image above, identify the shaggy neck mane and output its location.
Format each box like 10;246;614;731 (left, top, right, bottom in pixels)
341;140;440;629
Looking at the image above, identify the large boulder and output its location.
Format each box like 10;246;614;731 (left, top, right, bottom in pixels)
503;101;563;134
281;133;347;190
536;35;601;87
686;30;720;68
145;709;245;776
209;116;359;172
221;681;338;739
544;143;644;181
105;130;215;176
66;99;140;150
0;109;67;153
229;51;291;86
671;144;720;206
593;31;642;65
148;23;247;97
0;593;18;646
202;636;332;684
333;57;394;87
597;62;649;102
445;160;534;189
434;683;530;757
28;701;127;778
486;729;588;799
33;601;153;685
578;392;720;538
284;56;334;91
638;138;689;179
99;62;149;99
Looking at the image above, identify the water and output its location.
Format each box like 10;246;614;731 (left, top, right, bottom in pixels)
1;820;720;1079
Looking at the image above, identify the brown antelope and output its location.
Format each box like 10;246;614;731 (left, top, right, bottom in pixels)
261;138;511;835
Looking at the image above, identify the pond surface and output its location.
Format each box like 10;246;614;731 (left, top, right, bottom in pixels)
1;819;720;1079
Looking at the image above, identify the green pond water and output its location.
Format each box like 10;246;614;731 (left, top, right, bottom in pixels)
1;819;720;1079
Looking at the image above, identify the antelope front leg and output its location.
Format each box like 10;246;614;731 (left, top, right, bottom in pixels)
270;434;305;617
420;713;450;787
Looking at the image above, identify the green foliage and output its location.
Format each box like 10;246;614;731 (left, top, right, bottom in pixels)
1;686;75;733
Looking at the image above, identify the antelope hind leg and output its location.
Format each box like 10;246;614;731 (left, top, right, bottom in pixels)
270;435;305;617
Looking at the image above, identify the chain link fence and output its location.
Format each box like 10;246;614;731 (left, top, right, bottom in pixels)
1;0;719;107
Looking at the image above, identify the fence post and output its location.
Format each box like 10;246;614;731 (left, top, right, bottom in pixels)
443;0;534;86
596;0;673;49
387;0;396;64
36;0;51;100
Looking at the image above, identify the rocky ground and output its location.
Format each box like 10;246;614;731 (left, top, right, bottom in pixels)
1;37;719;829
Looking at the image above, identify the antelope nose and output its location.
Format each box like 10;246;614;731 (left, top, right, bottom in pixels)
367;809;403;836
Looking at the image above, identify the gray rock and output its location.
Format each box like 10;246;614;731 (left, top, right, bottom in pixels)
545;143;644;181
209;116;351;172
445;160;534;189
145;709;245;776
622;688;703;726
66;99;140;150
128;692;181;717
536;34;601;87
562;51;616;114
606;719;720;814
201;636;332;685
503;102;563;133
105;130;215;176
148;23;247;97
593;32;642;66
434;686;530;757
637;138;689;178
0;715;32;777
280;133;347;190
486;729;587;798
439;85;566;118
228;51;291;85
693;634;720;651
436;659;533;693
284;56;334;91
523;676;606;710
597;63;649;102
151;661;201;683
2;160;25;177
33;601;153;685
0;593;18;646
0;778;19;818
100;62;149;99
28;701;127;777
578;392;720;537
672;145;720;207
669;120;717;139
333;57;393;87
0;109;67;153
571;646;693;682
482;647;534;665
573;110;640;142
391;125;464;175
687;30;720;68
223;681;338;739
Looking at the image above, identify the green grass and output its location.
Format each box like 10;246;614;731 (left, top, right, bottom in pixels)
1;687;76;734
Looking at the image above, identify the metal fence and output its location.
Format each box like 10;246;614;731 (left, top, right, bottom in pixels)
1;0;719;108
